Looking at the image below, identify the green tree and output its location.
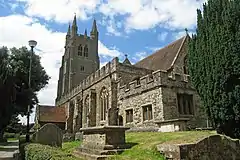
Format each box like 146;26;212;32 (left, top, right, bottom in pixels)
188;0;240;138
0;46;50;141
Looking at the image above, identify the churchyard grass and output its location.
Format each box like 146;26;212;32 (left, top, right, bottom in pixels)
109;130;216;160
62;140;81;155
39;131;216;160
7;137;18;141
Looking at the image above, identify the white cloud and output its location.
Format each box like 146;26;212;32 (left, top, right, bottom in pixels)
99;0;206;31
17;0;101;23
14;0;206;32
98;41;123;57
174;30;195;40
106;23;121;37
157;32;168;42
132;51;148;63
0;14;122;124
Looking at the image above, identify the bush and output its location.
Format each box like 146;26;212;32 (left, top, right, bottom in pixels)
24;143;78;160
3;132;20;139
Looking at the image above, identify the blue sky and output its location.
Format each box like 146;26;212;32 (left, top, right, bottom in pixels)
0;0;206;123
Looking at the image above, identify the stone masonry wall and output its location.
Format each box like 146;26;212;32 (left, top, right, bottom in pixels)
161;87;206;129
81;75;114;127
117;69;197;130
118;87;164;128
157;134;240;160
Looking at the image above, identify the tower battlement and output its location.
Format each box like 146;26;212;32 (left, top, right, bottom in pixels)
56;57;119;105
118;70;192;99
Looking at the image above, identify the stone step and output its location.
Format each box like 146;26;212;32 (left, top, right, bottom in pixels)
76;147;125;155
0;158;15;160
73;150;112;160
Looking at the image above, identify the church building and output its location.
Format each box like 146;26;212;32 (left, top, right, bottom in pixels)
35;16;207;133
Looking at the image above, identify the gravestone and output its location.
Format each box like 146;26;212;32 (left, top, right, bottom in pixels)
32;123;63;147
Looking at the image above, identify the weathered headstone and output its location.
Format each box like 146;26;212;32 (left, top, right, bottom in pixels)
32;123;63;147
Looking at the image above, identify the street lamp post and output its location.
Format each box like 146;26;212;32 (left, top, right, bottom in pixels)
26;40;37;142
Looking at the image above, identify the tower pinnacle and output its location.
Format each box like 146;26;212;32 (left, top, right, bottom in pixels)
71;13;78;37
91;19;98;33
84;29;87;38
67;23;71;35
73;13;77;26
185;28;188;35
90;19;98;39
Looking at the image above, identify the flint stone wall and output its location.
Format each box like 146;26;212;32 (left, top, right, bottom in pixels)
32;123;63;147
157;134;240;160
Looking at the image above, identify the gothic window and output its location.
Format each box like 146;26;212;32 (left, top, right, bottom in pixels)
84;45;88;57
126;109;133;123
80;65;84;71
183;56;188;74
100;87;109;121
142;105;153;121
177;93;194;115
78;45;82;56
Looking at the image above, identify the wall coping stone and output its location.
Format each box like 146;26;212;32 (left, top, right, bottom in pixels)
80;126;130;133
155;118;190;124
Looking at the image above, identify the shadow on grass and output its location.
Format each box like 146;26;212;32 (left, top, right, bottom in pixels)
125;142;138;149
2;141;18;146
0;147;18;152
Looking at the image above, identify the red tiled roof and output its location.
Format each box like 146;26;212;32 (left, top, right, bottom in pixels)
134;36;188;71
38;105;66;123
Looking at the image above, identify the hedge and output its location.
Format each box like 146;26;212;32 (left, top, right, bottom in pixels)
3;132;20;139
24;143;78;160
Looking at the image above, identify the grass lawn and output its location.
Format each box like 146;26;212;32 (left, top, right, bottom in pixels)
7;138;18;141
62;131;216;160
58;140;83;160
62;141;82;156
108;130;216;160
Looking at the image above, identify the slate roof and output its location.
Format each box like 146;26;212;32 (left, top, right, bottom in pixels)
37;105;66;123
134;36;188;71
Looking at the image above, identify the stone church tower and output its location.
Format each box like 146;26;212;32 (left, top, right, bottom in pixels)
56;15;100;102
